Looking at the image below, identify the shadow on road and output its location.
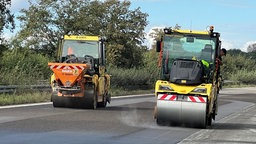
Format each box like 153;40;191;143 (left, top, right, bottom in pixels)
212;122;256;130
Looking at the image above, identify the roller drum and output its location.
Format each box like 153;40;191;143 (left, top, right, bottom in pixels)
51;88;96;109
156;94;207;128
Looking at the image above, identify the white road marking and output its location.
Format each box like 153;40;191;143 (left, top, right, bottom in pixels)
0;94;154;109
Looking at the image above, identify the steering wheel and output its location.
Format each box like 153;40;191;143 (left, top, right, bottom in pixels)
64;54;77;63
83;55;94;63
84;55;94;59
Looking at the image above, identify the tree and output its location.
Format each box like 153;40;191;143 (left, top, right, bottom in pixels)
0;0;15;40
0;0;15;56
148;24;181;48
227;49;246;56
247;42;256;52
14;0;148;68
247;51;256;60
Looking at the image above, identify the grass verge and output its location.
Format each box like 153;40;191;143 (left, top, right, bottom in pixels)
0;92;51;106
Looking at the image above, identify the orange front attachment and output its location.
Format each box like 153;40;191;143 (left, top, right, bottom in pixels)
48;62;89;87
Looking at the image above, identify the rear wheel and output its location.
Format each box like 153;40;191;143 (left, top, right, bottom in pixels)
52;93;63;107
84;84;97;109
97;93;107;108
207;114;212;126
92;94;97;109
156;118;164;126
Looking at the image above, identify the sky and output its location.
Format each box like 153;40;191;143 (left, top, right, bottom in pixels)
4;0;256;52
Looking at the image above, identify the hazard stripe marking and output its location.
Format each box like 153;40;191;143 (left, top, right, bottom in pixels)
79;66;85;70
49;65;86;70
198;96;206;103
158;94;206;102
188;96;196;102
169;95;177;100
158;94;177;101
188;96;206;103
159;94;168;100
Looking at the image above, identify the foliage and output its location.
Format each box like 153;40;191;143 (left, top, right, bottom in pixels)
107;49;160;90
108;66;155;90
0;0;15;42
0;43;8;56
247;42;256;52
229;70;256;85
247;51;256;60
0;48;52;85
15;0;148;68
149;28;163;41
227;49;246;56
221;53;256;84
148;24;181;49
142;48;161;81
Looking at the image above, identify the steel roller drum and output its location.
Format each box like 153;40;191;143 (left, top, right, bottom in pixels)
52;87;96;109
156;94;207;128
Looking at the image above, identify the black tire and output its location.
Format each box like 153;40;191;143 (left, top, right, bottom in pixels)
52;93;63;107
207;114;212;126
52;94;77;108
97;93;107;108
84;84;97;109
92;94;97;109
97;100;107;108
156;117;164;126
156;118;161;125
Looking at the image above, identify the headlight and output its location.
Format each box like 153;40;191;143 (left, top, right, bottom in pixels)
192;88;207;93
159;85;173;91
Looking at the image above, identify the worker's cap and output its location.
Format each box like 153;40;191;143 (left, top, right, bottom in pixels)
221;48;227;56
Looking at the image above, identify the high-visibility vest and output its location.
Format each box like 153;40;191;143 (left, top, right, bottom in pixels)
201;60;209;68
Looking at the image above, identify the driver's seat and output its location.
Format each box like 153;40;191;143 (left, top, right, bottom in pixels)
84;55;95;75
201;44;213;62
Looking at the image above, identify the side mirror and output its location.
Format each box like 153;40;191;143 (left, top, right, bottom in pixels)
156;41;161;52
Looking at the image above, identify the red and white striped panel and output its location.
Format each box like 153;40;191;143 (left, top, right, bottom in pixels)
157;94;177;101
49;65;86;70
188;96;206;103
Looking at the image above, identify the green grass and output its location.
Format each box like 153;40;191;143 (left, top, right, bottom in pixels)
223;84;256;88
110;88;154;96
0;92;51;106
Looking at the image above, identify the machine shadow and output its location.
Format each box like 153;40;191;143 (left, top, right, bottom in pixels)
212;122;256;130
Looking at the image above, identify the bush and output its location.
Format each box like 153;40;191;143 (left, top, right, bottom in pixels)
0;48;52;85
222;53;256;85
107;49;160;90
229;70;256;85
108;66;157;90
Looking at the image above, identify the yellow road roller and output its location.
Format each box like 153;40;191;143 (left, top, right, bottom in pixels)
154;26;222;128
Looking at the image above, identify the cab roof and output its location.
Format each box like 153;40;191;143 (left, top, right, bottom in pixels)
173;29;210;35
64;35;100;41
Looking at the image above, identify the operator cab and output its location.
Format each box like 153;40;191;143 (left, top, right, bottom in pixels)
156;27;221;84
57;35;106;75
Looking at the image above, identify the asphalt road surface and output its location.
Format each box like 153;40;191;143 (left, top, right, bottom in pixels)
0;87;255;144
